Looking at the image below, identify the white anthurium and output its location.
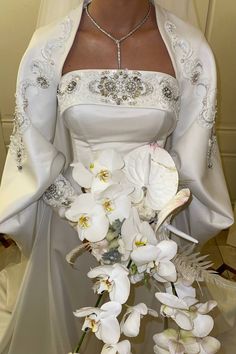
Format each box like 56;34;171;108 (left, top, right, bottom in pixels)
123;144;178;211
87;263;130;304
95;184;133;223
131;239;178;283
65;193;109;242
121;303;158;337
101;340;132;354
155;188;191;231
155;292;217;337
119;207;157;262
74;301;122;345
71;149;125;193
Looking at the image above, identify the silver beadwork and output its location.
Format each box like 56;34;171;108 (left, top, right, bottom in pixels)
57;69;180;117
9;16;73;170
43;174;76;208
89;69;154;105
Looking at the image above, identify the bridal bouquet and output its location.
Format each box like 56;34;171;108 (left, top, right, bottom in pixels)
65;144;220;354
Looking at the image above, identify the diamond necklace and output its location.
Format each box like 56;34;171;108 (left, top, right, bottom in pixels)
85;1;151;69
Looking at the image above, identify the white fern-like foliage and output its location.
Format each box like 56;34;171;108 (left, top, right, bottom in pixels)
174;244;220;284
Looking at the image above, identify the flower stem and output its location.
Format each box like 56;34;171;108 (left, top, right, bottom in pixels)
73;261;133;353
73;293;104;353
171;282;178;297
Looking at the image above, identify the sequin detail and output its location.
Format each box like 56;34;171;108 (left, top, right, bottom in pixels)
57;69;180;117
43;174;76;208
9;16;73;170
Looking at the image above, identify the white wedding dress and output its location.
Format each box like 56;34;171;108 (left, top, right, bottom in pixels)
0;68;180;354
0;2;235;351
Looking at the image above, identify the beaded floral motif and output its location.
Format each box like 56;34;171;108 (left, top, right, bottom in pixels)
57;69;180;117
165;21;203;85
88;70;154;105
165;21;217;168
9;16;73;170
43;174;76;208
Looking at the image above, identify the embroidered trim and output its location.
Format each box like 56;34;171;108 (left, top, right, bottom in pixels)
165;21;203;85
207;128;217;169
9;16;73;170
43;174;76;208
164;20;216;131
57;69;180;116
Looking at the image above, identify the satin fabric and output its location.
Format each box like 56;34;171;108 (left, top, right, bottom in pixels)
0;0;234;353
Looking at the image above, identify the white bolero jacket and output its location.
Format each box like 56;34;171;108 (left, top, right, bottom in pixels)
0;0;234;256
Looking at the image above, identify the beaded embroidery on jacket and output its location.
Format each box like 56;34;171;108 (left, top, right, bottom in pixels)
9;16;73;171
164;20;218;168
57;69;180;116
43;174;77;209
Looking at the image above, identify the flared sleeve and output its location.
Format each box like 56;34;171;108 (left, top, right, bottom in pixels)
165;24;234;244
0;22;78;255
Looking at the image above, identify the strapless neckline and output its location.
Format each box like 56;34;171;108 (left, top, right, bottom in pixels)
60;68;178;83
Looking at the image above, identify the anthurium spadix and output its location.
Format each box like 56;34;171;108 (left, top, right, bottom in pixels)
87;264;130;304
123;144;178;210
65;193;109;242
155;293;217;337
121;303;158;337
74;301;122;344
101;340;132;354
71;149;124;193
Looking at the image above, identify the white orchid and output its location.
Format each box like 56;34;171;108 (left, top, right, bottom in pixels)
121;303;158;338
74;301;122;345
155;292;217;337
153;329;221;354
124;144;178;211
131;239;177;283
119;207;157;262
71;149;124;193
101;340;132;354
87;264;130;304
95;184;133;224
65;193;109;242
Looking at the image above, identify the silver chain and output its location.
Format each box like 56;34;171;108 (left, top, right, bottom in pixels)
85;2;151;69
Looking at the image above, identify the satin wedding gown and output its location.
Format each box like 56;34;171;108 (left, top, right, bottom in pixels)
0;1;235;351
0;68;180;354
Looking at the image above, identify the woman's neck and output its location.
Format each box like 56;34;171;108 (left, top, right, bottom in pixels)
87;0;152;37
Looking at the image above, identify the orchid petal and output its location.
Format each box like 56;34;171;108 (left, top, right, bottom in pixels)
99;317;121;344
192;314;214;338
175;311;193;331
72;162;93;188
196;301;217;315
155;293;189;310
156;240;178;261
131;245;159;265
200;336;221;354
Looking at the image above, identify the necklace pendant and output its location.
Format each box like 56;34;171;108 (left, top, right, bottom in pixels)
116;41;121;69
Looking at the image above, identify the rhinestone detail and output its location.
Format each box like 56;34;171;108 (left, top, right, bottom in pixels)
57;69;180;117
43;174;76;208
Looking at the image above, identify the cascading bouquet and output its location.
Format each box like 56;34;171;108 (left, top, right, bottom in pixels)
64;143;221;354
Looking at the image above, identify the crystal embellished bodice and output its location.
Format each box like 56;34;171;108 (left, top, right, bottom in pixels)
57;69;180;163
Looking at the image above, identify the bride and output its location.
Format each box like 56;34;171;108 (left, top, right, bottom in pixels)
0;0;234;353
